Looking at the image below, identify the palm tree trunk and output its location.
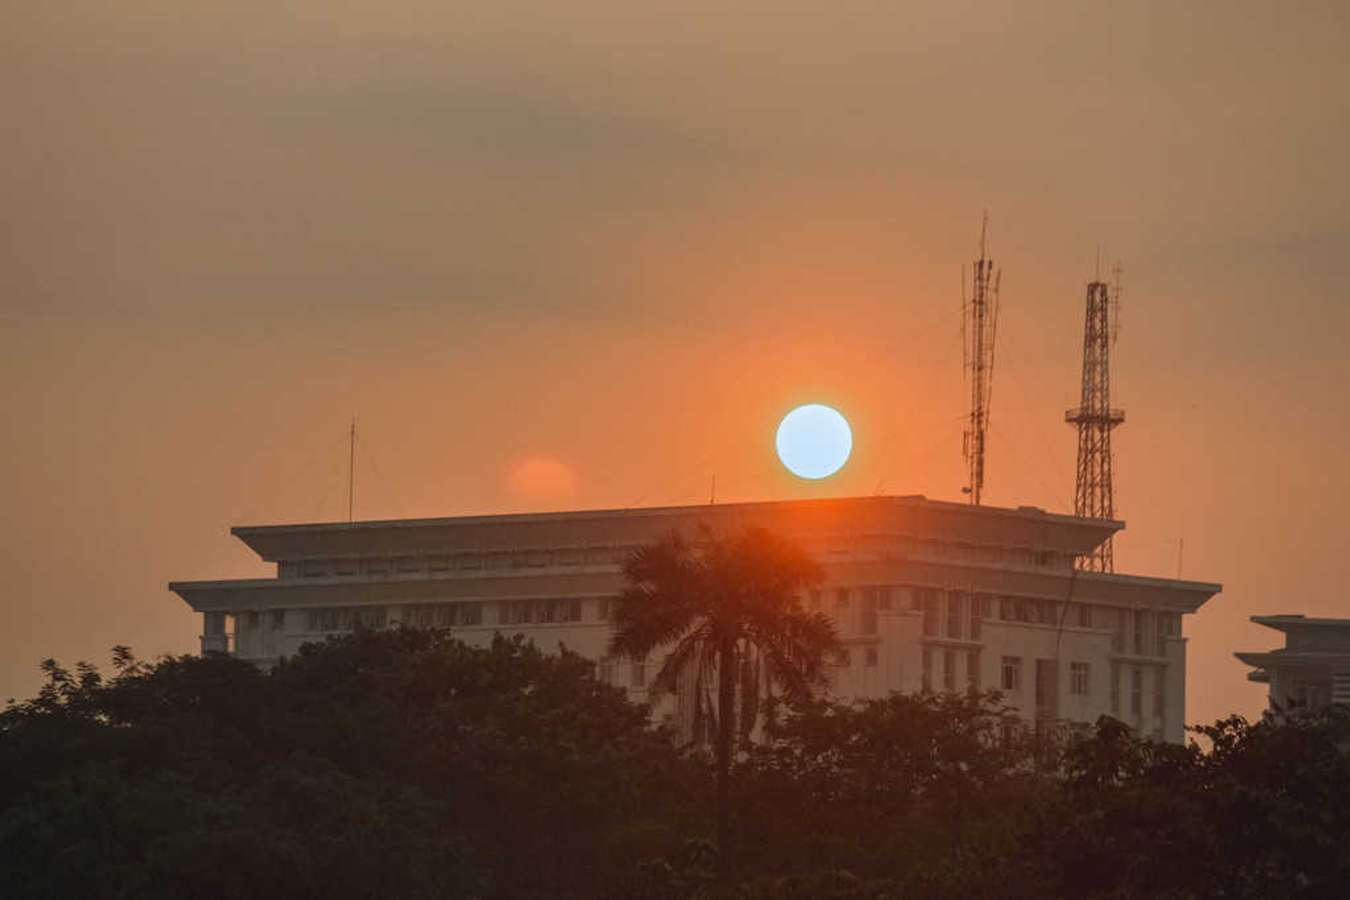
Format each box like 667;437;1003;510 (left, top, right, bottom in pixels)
715;636;736;883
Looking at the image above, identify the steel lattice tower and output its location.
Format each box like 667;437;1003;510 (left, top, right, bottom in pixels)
1065;271;1124;571
962;213;1001;505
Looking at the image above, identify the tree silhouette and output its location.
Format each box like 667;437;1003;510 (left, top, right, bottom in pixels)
610;527;842;882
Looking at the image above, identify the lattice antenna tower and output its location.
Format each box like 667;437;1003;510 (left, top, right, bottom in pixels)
1066;263;1124;571
962;212;1001;505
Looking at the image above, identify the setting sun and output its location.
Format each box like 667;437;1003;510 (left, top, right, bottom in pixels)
775;404;853;480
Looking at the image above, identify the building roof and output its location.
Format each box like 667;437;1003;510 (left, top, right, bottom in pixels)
227;494;1121;563
1250;614;1350;633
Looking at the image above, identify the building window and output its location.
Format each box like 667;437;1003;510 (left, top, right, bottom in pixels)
596;598;612;621
1157;612;1176;656
1016;598;1033;623
865;646;878;668
302;560;326;578
245;611;260;628
877;586;892;611
969;594;983;641
1133;610;1147;656
922;648;932;690
943;650;956;691
1035;659;1057;712
861;589;878;636
967;650;980;689
946;592;963;639
1110;663;1121;714
919;589;939;637
836;588;850;610
1001;656;1022;692
395;556;420;573
272;609;285;629
1070;662;1090;696
1130;666;1143;715
1113;609;1127;652
1078;603;1092;627
364;558;389;576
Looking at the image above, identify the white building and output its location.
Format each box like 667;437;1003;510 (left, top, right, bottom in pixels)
170;495;1220;742
1236;615;1350;713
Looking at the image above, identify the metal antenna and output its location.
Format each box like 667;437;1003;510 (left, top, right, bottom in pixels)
962;211;1001;505
1066;263;1125;571
347;418;356;523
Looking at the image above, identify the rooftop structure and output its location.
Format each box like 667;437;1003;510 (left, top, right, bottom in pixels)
171;494;1221;741
1236;615;1350;712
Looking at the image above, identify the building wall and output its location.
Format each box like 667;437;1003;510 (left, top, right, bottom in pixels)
179;499;1215;744
222;564;1191;742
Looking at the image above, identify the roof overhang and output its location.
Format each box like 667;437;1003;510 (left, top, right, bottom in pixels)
227;495;1121;563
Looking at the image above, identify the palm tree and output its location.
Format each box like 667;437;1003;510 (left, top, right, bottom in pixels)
610;526;842;882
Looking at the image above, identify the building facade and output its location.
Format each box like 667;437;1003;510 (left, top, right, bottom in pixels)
1236;615;1350;713
170;495;1220;742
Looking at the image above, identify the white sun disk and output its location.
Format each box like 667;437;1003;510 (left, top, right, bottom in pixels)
776;404;853;480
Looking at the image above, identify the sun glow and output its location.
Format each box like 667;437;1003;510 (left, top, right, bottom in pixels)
775;404;853;480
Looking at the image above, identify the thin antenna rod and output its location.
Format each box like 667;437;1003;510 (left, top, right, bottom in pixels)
347;418;356;523
709;474;716;506
962;210;1001;505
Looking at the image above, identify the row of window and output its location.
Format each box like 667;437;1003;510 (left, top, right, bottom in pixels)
405;602;484;628
281;547;638;580
279;538;1078;583
880;586;1180;656
922;647;982;691
305;607;388;633
267;599;589;634
499;598;584;626
1109;663;1168;720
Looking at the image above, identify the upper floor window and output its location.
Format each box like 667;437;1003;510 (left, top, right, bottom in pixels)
1001;656;1022;692
860;588;878;636
1070;662;1090;696
946;592;963;639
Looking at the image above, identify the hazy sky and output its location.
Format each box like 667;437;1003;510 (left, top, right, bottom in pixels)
4;1;1347;726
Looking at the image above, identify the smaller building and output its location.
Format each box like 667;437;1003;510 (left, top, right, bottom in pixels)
1235;615;1350;713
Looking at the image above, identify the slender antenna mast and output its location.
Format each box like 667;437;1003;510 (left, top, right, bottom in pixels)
1066;262;1125;571
709;474;716;506
962;211;1001;505
347;418;356;523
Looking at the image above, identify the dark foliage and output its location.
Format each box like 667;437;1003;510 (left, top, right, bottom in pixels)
0;632;700;900
6;630;1350;899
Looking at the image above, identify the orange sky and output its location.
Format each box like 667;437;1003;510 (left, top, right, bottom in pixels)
3;2;1348;727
